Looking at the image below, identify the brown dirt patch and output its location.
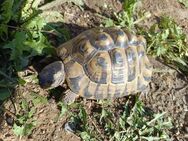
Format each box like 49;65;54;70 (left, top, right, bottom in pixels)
141;0;188;36
141;59;188;140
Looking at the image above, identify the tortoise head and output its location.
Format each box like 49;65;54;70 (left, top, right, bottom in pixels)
39;61;65;89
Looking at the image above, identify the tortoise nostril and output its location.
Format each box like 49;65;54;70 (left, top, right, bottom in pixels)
39;74;51;88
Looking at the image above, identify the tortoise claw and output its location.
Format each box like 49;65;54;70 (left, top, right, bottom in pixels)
64;90;78;104
139;86;150;99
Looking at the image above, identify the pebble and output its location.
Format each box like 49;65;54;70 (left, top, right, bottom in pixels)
64;121;76;133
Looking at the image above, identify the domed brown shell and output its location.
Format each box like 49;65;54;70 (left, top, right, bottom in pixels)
57;27;152;99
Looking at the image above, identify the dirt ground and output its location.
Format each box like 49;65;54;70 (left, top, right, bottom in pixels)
0;0;188;141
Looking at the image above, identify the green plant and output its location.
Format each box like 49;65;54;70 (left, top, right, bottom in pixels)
13;99;36;137
0;0;69;136
13;93;48;137
2;0;54;71
110;99;172;141
103;0;151;30
0;0;50;101
0;0;66;101
139;16;188;73
60;98;172;141
178;0;188;8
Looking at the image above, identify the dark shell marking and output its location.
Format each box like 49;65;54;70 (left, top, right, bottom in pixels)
57;27;152;99
84;52;111;84
110;48;127;84
103;28;129;48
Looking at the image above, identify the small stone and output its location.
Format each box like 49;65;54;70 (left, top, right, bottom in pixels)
185;126;188;133
64;121;76;133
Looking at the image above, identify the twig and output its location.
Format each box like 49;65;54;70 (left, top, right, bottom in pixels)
88;115;104;139
156;58;188;82
0;70;15;82
133;12;151;25
0;84;15;88
39;0;68;10
0;106;16;119
39;0;85;11
6;24;59;36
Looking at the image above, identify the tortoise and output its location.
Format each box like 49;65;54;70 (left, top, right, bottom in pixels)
39;27;152;103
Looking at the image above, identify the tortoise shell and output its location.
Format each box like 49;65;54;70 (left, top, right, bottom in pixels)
57;27;152;99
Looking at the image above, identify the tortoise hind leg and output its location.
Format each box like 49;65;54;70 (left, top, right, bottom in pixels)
64;90;79;104
139;86;150;99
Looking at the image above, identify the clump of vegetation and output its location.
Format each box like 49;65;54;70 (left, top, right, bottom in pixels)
0;0;66;136
178;0;188;8
0;0;54;71
59;97;172;141
104;0;151;30
0;0;48;102
0;0;66;102
104;0;188;74
13;93;48;137
140;16;188;73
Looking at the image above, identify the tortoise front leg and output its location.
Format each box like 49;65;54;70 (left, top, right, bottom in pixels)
64;90;79;104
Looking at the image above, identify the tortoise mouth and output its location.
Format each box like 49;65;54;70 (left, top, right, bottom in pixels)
38;74;54;89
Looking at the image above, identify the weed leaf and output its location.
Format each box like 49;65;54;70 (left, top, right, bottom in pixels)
0;88;11;100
